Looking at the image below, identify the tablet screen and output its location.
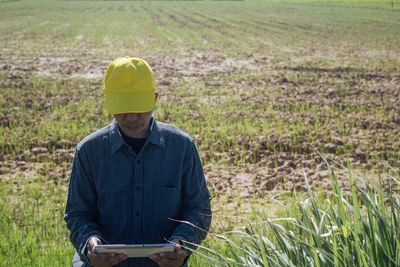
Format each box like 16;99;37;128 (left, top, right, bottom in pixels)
94;244;175;258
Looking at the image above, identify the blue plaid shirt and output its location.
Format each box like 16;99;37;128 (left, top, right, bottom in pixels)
64;118;212;267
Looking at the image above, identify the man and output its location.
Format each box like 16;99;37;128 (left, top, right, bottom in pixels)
64;57;212;267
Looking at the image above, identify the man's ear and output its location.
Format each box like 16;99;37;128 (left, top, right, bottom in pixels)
155;92;159;104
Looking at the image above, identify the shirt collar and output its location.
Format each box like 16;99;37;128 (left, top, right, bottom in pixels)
147;117;166;148
109;117;165;154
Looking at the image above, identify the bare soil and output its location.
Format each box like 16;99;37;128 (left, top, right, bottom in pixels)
0;50;399;199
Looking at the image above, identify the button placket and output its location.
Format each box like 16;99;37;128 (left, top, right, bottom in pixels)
133;155;144;244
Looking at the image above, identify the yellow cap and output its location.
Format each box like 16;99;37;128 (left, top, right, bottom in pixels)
104;57;156;114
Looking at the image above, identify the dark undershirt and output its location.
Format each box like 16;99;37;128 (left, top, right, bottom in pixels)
119;127;147;154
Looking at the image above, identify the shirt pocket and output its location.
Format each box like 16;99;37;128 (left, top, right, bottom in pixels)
152;186;182;222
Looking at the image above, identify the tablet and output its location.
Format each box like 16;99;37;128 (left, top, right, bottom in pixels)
94;244;175;258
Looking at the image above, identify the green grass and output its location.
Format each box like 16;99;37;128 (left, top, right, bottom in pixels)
189;162;400;266
0;174;74;266
0;0;400;265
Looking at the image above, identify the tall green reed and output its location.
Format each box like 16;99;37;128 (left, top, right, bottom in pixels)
189;160;400;267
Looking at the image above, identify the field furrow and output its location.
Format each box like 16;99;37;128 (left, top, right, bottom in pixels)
0;0;399;242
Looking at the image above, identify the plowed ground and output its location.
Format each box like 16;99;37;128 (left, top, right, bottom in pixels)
1;1;399;199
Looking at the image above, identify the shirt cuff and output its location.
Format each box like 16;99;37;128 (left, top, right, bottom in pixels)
78;235;108;264
168;236;192;266
170;235;198;254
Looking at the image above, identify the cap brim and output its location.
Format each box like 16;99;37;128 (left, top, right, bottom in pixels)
105;91;155;114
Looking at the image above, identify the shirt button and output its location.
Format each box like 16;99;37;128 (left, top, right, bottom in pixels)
136;160;140;164
135;212;140;216
136;186;140;190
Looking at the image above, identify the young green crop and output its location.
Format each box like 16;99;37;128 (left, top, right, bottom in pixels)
0;0;399;265
0;175;75;266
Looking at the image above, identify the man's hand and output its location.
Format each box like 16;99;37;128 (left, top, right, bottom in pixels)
87;236;127;267
149;239;188;267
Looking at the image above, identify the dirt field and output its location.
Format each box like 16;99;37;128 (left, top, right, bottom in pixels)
1;0;400;200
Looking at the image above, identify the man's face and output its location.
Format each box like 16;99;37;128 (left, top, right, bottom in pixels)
114;111;153;138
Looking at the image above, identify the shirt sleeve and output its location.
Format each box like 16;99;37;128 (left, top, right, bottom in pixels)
169;139;212;255
64;146;108;264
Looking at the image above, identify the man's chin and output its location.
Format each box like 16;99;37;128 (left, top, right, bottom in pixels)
122;127;146;137
122;124;143;131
